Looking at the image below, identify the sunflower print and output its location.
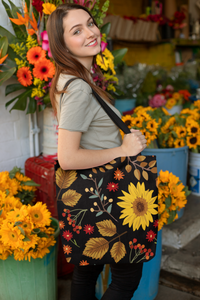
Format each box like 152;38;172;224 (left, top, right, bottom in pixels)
117;182;158;231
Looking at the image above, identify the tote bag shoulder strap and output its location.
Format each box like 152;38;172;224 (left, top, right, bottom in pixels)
60;77;131;134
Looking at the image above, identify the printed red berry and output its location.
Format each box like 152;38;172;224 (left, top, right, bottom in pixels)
68;214;71;218
62;213;66;217
76;230;80;234
134;245;137;250
72;224;75;227
67;210;70;214
133;238;137;243
130;245;134;249
150;252;154;257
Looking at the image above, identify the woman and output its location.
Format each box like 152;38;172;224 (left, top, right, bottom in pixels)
47;3;147;300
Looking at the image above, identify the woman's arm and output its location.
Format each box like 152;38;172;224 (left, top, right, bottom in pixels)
58;128;147;170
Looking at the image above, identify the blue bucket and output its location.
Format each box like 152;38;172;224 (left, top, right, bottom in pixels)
95;230;162;300
114;99;136;114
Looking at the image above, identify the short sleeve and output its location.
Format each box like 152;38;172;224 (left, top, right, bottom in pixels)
58;79;94;132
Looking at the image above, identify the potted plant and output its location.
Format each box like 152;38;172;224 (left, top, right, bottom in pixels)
0;167;60;300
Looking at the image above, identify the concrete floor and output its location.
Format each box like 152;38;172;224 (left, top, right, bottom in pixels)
57;278;200;300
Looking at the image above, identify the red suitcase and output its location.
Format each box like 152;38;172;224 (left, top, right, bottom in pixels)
25;156;74;277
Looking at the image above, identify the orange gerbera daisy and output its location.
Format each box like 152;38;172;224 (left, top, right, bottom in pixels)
27;46;46;64
79;260;89;266
63;244;72;255
114;168;125;181
33;59;55;81
17;67;32;87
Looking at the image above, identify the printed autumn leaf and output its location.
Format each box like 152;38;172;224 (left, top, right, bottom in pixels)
96;219;117;237
66;257;71;262
105;164;113;169
151;167;157;174
134;169;141;180
121;157;126;163
110;160;117;164
83;237;109;260
92;168;97;174
56;168;77;189
62;189;82;207
125;164;132;173
140;162;148;168
142;170;148;181
110;241;126;263
99;167;105;172
149;160;157;168
136;155;146;162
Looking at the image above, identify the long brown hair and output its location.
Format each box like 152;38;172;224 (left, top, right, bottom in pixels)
46;3;111;114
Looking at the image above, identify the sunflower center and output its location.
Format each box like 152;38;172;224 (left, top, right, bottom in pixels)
8;232;18;242
190;137;197;144
31;211;43;222
180;130;184;134
125;120;131;126
191;127;198;133
132;197;148;216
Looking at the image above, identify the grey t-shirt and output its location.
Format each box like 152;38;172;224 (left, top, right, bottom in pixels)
56;73;122;150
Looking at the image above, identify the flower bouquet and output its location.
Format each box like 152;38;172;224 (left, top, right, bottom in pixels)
1;0;126;114
157;170;190;231
0;167;57;261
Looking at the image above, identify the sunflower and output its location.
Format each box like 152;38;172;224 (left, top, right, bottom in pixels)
172;92;181;100
17;67;32;87
167;135;174;147
165;98;176;109
122;115;134;128
174;139;185;148
175;126;187;138
27;202;51;227
132;117;143;128
26;46;46;64
186;135;200;149
33;58;55;81
194;100;200;109
117;182;158;231
146;120;158;133
187;121;200;136
0;221;24;248
161;107;170;115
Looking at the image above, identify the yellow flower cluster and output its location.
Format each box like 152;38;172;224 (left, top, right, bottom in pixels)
96;48;116;75
0;196;55;261
0;168;38;205
121;106;160;146
157;170;189;231
165;92;181;109
26;35;38;50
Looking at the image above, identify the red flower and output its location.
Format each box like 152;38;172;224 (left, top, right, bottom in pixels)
146;230;156;242
84;224;94;235
62;230;73;241
32;0;44;13
153;220;158;228
107;182;119;192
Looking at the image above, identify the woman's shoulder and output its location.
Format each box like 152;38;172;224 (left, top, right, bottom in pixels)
57;73;92;95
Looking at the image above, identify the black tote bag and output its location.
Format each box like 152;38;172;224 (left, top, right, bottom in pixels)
55;79;158;266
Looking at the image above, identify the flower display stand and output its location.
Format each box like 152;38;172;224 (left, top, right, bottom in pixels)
142;145;189;219
114;99;136;114
96;230;162;300
165;104;183;115
0;218;60;300
188;151;200;196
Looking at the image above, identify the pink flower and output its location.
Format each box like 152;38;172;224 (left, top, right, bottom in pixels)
101;41;108;52
166;85;174;92
149;94;166;108
41;31;52;58
73;0;96;10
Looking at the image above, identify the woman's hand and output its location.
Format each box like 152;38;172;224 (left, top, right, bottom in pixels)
120;129;147;157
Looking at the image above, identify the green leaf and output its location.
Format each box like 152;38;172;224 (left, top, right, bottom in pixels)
165;196;171;209
38;232;49;238
5;84;24;96
14;221;22;226
32;228;41;234
98;178;103;188
26;97;37;114
101;194;104;201
100;22;111;36
43;93;50;105
89;195;98;199
17;226;25;236
21;180;40;187
167;211;177;224
0;67;16;86
23;236;31;242
96;211;103;217
0;36;8;57
7;89;32;112
0;209;2;216
107;204;112;213
80;174;87;179
0;26;17;44
9;166;22;178
112;48;128;65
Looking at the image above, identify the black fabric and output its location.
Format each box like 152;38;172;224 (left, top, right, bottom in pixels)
55;78;158;266
71;263;143;300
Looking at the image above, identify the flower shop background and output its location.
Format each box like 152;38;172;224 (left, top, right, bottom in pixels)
0;0;43;172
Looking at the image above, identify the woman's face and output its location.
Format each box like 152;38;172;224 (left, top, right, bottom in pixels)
63;9;101;69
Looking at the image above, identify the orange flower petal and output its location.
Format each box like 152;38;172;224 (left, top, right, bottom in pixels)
33;59;55;81
0;54;8;64
17;67;32;87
